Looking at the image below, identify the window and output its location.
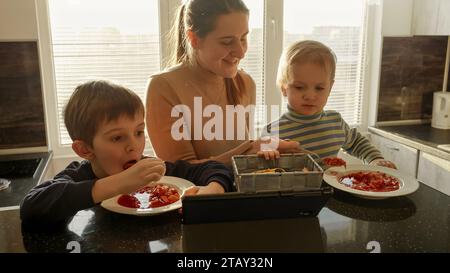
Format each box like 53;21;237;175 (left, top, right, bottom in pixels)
282;0;367;126
44;0;369;156
48;0;161;146
240;0;265;136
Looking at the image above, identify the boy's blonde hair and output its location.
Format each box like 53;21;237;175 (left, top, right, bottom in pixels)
276;40;337;89
63;80;144;146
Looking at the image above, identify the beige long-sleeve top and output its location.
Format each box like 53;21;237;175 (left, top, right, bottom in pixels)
146;64;256;164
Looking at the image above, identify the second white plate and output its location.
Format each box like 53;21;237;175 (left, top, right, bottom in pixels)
323;165;419;199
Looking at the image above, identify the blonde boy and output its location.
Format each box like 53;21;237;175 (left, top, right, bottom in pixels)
263;40;395;168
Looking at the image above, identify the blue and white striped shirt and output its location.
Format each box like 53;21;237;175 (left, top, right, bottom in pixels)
263;106;383;163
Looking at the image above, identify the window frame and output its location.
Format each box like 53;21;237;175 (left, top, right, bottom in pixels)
267;0;372;130
264;0;284;124
36;0;173;157
37;0;373;158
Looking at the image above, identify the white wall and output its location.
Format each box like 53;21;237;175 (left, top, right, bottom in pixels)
365;0;416;129
382;0;414;36
0;0;38;40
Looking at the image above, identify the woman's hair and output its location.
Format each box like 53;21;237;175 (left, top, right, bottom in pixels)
168;0;249;105
64;80;144;146
169;0;249;66
276;40;337;90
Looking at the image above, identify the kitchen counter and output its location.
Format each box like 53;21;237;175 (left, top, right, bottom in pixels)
369;124;450;161
1;182;449;253
0;152;52;208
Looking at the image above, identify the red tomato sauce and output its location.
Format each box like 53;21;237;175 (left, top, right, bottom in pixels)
323;157;347;168
339;171;400;192
117;184;180;208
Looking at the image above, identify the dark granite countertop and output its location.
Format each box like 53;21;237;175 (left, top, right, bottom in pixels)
0;152;52;208
374;124;450;147
1;182;449;253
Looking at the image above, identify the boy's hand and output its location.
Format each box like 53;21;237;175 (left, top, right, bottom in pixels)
247;137;302;154
369;158;397;169
119;157;166;193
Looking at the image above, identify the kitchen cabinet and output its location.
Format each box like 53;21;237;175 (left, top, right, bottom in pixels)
369;134;419;178
413;0;450;35
417;151;450;196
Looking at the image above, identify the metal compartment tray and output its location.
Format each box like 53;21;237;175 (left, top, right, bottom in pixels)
232;153;324;193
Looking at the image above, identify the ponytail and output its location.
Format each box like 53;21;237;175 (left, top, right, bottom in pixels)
168;4;187;67
225;73;244;105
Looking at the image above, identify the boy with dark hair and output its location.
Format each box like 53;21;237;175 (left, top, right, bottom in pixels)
21;80;233;227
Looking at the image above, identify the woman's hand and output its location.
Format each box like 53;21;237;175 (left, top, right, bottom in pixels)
183;182;225;196
257;150;280;160
369;158;397;169
277;139;302;153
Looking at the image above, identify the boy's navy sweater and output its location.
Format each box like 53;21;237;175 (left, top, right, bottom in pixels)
20;159;233;227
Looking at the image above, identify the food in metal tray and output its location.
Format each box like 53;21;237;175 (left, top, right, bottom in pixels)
253;167;286;173
252;167;311;173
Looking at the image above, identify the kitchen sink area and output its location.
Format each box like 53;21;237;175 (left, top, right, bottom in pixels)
0;152;52;208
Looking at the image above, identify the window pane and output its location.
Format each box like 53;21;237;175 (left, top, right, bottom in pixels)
283;0;366;126
240;0;265;135
48;0;160;145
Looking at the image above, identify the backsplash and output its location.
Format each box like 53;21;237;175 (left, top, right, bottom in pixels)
378;36;449;122
0;42;46;149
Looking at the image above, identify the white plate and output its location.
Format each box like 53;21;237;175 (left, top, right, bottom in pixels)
101;176;195;216
323;165;419;199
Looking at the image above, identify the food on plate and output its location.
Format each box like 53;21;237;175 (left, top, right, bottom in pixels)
339;171;400;192
117;183;180;209
323;157;347;168
253;168;286;173
117;194;140;208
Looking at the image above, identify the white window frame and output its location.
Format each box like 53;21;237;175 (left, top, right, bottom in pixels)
36;0;374;158
36;0;174;158
263;0;374;132
264;0;284;123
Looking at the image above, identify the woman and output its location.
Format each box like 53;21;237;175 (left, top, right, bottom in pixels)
146;0;299;165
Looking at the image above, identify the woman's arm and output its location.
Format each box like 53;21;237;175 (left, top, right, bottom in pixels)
165;160;235;192
146;76;199;162
146;70;259;165
146;75;254;165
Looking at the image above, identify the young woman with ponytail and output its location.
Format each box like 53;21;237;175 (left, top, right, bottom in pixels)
146;0;300;165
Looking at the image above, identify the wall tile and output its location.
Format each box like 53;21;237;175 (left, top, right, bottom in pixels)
0;42;46;149
378;36;448;122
